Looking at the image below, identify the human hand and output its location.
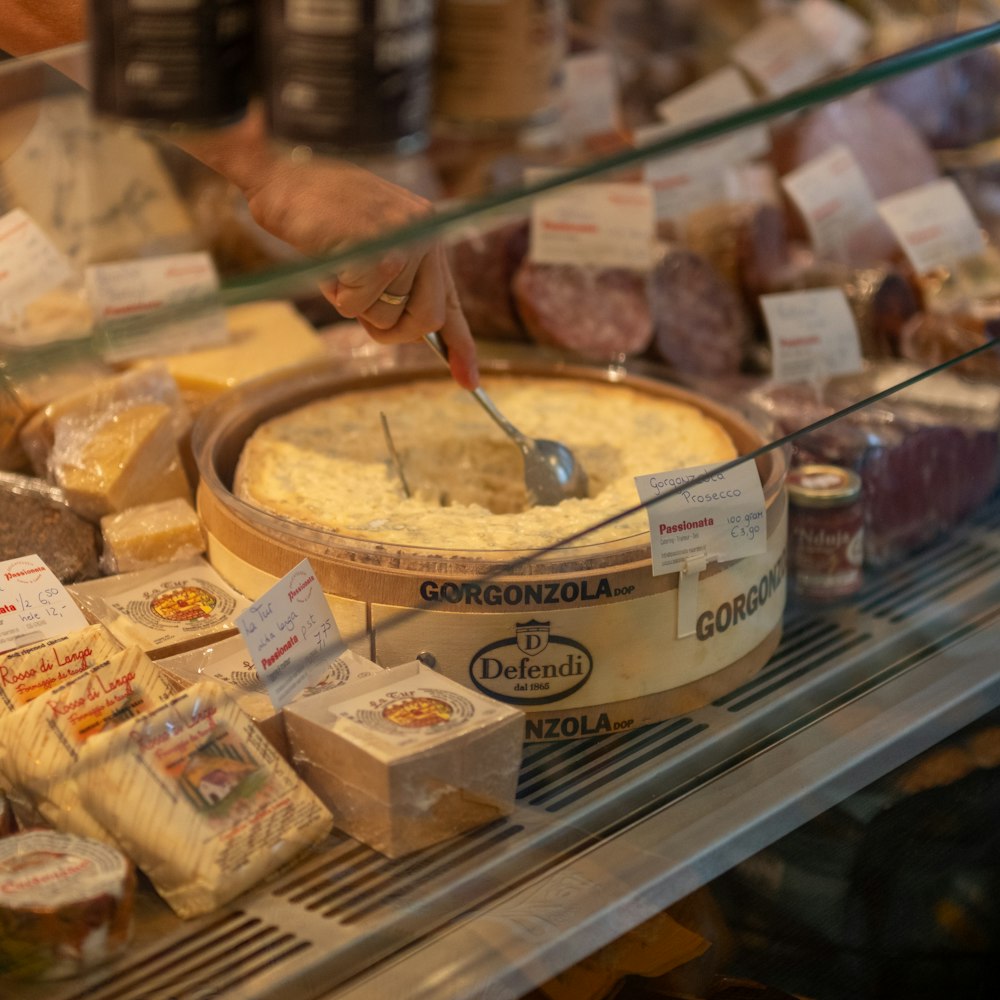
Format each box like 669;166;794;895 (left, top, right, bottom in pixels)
240;147;479;390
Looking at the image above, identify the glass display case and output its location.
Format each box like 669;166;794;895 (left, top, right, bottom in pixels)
2;3;1000;998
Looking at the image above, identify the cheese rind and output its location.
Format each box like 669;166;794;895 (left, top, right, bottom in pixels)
100;497;206;573
77;680;333;919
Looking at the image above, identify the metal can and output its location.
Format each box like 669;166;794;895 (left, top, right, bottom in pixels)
787;464;865;602
89;0;256;128
261;0;435;155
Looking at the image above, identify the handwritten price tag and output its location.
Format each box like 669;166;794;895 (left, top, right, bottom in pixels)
0;555;89;653
236;558;346;709
635;461;767;577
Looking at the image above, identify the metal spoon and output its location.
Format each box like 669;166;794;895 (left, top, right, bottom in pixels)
424;332;589;506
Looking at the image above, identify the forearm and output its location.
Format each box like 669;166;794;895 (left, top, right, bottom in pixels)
0;1;86;56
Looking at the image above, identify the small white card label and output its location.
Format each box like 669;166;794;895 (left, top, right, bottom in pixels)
781;144;879;261
761;288;864;383
794;0;871;67
877;178;986;275
731;14;834;96
654;66;771;164
0;209;74;314
85;251;229;362
530;182;657;269
560;50;621;141
635;462;767;577
236;558;346;710
0;555;89;653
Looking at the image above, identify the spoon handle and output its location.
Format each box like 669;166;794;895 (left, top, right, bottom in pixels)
423;333;532;454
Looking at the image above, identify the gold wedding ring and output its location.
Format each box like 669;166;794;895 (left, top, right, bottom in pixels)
377;290;410;306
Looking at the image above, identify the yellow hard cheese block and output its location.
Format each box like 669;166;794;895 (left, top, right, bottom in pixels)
55;402;191;521
133;300;325;410
100;497;205;573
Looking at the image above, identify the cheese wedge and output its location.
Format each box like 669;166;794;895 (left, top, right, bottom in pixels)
100;497;205;573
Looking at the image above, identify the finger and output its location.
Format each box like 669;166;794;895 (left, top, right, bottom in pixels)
357;255;423;331
357;241;448;345
322;250;411;319
439;256;479;390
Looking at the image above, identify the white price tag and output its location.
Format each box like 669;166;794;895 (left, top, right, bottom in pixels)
877;178;986;275
236;558;346;710
731;14;834;96
761;288;863;383
794;0;871;67
0;555;89;653
85;251;229;363
781;144;879;261
635;461;767;577
654;66;771;164
530;182;657;270
560;50;621;141
0;209;74;314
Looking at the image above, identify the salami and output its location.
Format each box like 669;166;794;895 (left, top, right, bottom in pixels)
512;261;654;360
450;219;530;342
649;248;749;378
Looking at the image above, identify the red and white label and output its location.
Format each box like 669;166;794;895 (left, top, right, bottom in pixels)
0;208;74;313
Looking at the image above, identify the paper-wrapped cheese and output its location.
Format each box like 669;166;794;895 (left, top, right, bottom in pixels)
69;557;250;659
100;497;206;573
77;680;333;918
0;831;135;981
0;623;121;713
0;646;175;842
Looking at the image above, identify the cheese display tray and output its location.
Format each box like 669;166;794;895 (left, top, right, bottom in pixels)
194;356;787;741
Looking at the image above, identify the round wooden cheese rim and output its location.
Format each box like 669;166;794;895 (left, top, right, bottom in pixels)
194;356;787;606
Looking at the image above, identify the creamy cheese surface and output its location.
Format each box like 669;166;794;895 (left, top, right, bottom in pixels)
235;376;738;552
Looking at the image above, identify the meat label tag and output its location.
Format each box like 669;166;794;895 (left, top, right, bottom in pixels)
237;558;347;710
560;50;621;142
0;555;89;653
654;66;771;164
781;144;879;261
761;287;863;383
877;179;986;275
731;13;834;96
635;460;767;577
794;0;871;68
530;182;657;270
0;208;75;315
85;251;229;363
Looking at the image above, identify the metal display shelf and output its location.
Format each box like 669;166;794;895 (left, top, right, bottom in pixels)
34;500;1000;1000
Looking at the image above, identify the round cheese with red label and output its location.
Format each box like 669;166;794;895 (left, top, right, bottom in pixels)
0;830;134;981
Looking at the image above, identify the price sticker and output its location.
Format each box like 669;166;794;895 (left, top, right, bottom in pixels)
530;182;657;270
0;555;89;653
761;287;863;383
236;558;346;710
85;251;229;363
635;461;767;577
0;209;75;315
560;50;621;141
878;178;986;275
731;14;834;96
781;144;879;261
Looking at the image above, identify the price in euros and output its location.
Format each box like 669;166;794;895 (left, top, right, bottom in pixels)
728;511;763;542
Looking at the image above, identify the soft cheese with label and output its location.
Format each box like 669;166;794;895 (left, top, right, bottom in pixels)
0;623;121;713
0;646;174;842
77;680;334;918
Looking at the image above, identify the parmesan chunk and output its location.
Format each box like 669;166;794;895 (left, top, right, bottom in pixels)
100;497;205;573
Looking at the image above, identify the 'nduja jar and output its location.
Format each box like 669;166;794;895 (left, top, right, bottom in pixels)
787;464;865;602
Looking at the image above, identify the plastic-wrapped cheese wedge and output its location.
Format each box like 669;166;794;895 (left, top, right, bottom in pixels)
77;680;333;919
0;830;135;982
0;646;175;842
0;624;121;714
